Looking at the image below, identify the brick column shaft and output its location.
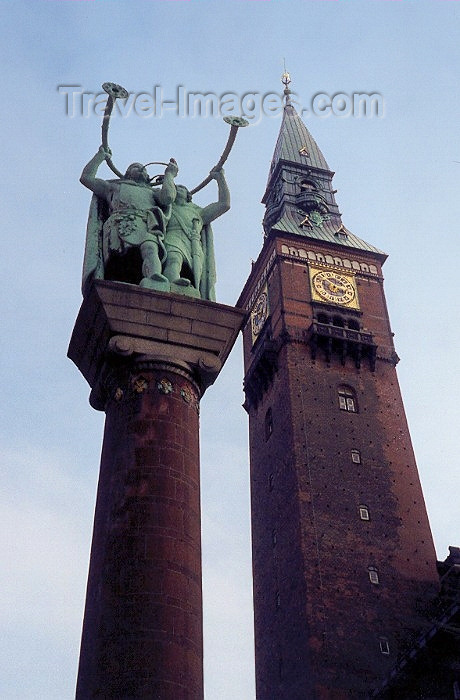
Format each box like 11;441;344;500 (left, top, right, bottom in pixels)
69;281;245;698
76;362;203;699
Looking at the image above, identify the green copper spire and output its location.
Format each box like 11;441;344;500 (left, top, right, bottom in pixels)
268;71;331;177
262;73;385;258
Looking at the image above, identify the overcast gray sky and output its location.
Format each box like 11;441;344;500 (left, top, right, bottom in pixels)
1;1;459;698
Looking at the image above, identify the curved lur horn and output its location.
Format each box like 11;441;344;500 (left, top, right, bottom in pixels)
189;116;249;195
101;82;129;179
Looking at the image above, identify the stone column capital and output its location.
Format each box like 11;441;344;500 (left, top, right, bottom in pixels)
68;280;246;409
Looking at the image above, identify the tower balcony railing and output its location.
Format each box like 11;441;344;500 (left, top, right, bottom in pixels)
306;320;377;371
295;190;328;212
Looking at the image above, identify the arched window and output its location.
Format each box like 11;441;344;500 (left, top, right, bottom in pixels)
338;386;358;413
347;318;360;331
300;179;317;190
333;315;345;328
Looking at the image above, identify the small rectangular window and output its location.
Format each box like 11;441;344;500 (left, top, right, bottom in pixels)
368;567;379;584
351;449;361;464
359;506;370;521
379;638;390;655
338;389;358;413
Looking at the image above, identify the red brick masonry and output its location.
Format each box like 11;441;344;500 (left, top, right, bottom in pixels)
76;364;203;698
69;281;245;699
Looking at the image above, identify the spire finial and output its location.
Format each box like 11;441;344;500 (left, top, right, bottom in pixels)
281;60;292;106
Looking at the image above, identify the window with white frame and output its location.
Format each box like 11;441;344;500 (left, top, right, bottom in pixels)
351;449;361;464
368;566;379;584
338;386;358;413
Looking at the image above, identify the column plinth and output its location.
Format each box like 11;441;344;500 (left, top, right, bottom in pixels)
69;281;245;699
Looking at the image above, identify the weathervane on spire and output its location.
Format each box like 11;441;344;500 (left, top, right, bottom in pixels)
281;61;292;105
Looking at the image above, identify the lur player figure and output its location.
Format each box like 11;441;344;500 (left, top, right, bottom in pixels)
80;145;178;295
79;81;247;300
163;169;230;301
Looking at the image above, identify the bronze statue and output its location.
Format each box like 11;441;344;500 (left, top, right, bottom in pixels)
80;146;178;295
80;82;247;300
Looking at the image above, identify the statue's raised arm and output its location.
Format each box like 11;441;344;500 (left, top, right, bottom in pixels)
80;146;115;201
156;159;179;207
200;168;230;224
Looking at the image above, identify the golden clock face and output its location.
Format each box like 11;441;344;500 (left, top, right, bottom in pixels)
312;270;356;305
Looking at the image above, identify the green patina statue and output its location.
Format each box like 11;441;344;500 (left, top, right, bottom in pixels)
80;82;246;301
80;148;229;301
80;146;178;296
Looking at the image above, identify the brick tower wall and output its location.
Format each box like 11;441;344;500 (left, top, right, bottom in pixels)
240;236;440;698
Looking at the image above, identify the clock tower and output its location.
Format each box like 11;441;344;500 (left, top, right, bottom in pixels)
237;75;440;698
